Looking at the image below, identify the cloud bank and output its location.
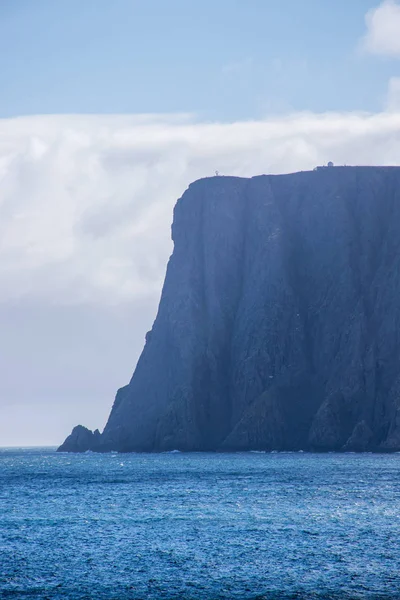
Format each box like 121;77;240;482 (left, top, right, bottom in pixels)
2;109;400;445
2;110;400;308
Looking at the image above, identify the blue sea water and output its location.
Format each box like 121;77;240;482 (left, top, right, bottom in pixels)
0;450;399;600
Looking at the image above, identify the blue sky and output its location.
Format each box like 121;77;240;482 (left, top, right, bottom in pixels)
1;0;399;120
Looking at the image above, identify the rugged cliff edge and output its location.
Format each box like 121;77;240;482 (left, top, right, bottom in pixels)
58;167;400;453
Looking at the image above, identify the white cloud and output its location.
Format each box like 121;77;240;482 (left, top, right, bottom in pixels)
2;111;400;309
362;0;400;57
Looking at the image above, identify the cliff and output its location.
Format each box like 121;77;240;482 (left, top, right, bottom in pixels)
58;166;400;453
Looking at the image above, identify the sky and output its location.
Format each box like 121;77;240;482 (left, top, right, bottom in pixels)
1;0;400;119
1;0;400;446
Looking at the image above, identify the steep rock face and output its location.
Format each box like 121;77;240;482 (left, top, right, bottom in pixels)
58;167;400;452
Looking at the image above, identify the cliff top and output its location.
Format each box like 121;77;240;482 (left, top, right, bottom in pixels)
188;165;400;190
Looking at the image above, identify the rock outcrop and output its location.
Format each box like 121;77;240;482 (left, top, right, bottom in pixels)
57;425;101;453
58;166;400;452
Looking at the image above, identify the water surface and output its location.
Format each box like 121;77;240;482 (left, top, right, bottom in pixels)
0;449;399;599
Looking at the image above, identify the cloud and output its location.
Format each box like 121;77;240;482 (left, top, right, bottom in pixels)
362;0;400;57
2;111;400;309
2;109;400;445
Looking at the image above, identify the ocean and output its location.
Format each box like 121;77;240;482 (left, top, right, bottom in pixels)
0;449;399;599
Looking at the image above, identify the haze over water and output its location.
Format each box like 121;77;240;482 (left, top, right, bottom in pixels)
1;449;399;599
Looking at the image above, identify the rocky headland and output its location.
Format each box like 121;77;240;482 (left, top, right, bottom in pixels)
58;166;400;453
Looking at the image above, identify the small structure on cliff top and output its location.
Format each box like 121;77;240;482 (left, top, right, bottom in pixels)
315;162;334;171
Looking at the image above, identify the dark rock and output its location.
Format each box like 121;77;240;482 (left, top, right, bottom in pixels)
57;425;100;453
343;420;374;452
59;167;400;452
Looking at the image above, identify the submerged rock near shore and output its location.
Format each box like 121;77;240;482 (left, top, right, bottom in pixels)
58;166;400;453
